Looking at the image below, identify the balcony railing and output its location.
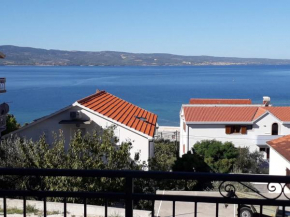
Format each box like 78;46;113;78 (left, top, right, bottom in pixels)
0;168;290;217
0;78;6;93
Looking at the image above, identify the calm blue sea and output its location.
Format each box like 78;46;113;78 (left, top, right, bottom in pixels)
1;66;290;126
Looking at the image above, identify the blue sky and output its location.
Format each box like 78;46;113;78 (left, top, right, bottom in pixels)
1;0;290;58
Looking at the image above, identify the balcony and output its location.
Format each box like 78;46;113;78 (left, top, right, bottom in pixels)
0;78;6;93
255;135;282;146
0;168;290;217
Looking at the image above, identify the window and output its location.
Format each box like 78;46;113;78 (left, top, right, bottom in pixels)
272;123;278;135
259;147;270;159
225;125;247;134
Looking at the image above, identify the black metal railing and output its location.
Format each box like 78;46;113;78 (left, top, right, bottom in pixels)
0;168;290;217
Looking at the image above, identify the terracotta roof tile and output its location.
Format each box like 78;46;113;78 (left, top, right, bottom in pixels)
189;99;252;105
78;91;157;137
184;106;259;122
267;135;290;162
253;107;267;120
264;107;290;122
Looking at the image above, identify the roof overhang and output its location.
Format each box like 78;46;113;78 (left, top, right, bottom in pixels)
266;143;290;164
73;102;154;140
3;105;73;138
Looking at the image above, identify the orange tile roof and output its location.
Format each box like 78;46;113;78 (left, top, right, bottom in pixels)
264;107;290;122
253;107;267;120
78;91;157;137
267;135;290;162
189;99;252;105
183;106;259;122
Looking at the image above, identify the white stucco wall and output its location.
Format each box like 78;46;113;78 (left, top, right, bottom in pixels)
268;147;290;193
179;108;290;157
9;105;153;165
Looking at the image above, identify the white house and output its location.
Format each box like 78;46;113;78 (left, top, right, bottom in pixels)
179;97;290;159
7;90;158;164
267;135;290;193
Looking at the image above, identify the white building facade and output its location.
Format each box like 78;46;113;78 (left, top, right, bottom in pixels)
179;97;290;158
267;135;290;193
6;91;157;164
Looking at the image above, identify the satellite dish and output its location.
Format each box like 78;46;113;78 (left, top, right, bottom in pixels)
0;103;9;115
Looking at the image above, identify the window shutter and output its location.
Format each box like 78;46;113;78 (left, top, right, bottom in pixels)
241;126;247;134
225;126;232;134
183;144;185;154
183;122;186;132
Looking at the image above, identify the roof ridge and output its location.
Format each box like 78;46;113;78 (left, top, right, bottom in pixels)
77;90;106;104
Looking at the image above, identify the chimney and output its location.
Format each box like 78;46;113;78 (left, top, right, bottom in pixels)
263;96;271;106
96;89;100;93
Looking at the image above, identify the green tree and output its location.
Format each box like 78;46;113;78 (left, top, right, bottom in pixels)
234;147;268;174
194;140;239;173
172;150;211;173
2;114;21;135
149;139;177;171
0;126;143;197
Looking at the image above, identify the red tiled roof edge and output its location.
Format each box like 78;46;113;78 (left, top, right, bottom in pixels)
77;91;158;138
189;98;252;104
267;135;290;162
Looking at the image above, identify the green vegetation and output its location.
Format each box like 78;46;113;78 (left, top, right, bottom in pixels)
2;45;290;66
0;121;267;210
0;204;59;215
172;149;211;172
0;126;143;205
234;147;269;174
194;140;239;173
149;139;177;171
26;205;39;214
2;114;21;136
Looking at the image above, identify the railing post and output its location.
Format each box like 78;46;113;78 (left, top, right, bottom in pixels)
125;176;134;217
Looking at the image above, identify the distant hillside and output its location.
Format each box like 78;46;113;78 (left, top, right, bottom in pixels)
1;45;290;66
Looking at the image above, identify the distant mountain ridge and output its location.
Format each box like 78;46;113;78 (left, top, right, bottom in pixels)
1;45;290;66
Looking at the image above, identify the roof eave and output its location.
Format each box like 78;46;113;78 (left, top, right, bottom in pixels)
266;144;290;164
2;105;73;138
74;102;155;139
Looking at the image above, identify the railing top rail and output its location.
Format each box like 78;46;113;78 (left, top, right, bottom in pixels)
0;168;290;183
